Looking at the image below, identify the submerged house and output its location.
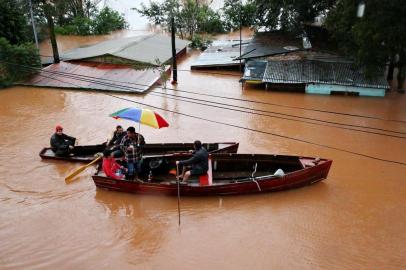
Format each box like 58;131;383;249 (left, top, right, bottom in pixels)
60;34;189;67
240;32;389;97
190;40;250;70
26;34;189;93
242;53;389;97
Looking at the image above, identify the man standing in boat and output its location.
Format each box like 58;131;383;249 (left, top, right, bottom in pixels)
176;140;208;182
50;125;76;157
120;126;145;179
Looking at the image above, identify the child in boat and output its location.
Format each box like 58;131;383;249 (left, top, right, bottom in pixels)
102;149;126;180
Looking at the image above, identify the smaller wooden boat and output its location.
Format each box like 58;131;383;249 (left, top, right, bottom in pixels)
39;142;239;163
92;153;332;196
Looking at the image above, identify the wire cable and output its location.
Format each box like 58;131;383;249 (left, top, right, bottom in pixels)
22;70;406;166
13;62;406;139
34;58;406;123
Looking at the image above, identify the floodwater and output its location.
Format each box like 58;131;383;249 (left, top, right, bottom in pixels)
1;10;406;270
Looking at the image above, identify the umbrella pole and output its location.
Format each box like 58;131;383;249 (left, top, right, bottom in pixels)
138;122;141;143
177;163;181;226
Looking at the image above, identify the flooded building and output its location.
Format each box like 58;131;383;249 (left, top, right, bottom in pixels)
240;32;389;97
60;34;189;67
24;34;189;93
191;40;249;70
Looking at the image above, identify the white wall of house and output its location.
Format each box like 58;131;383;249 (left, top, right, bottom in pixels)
306;83;386;97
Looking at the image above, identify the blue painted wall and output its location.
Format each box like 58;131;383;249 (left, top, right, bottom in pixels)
306;84;386;97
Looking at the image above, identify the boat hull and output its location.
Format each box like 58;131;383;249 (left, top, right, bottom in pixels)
92;154;332;196
40;142;239;163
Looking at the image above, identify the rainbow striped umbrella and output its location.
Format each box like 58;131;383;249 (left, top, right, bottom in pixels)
110;107;169;129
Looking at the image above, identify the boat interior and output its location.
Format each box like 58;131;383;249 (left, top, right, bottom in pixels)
97;154;316;185
42;143;233;158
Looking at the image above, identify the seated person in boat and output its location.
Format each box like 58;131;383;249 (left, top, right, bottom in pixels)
176;140;208;182
102;149;126;180
120;126;145;179
50;125;76;157
107;125;126;148
108;125;127;157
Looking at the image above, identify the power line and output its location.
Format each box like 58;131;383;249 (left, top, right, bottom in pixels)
106;94;406;167
23;69;406;166
33;58;406;123
12;62;406;139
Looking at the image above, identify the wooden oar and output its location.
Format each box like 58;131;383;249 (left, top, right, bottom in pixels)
65;155;103;182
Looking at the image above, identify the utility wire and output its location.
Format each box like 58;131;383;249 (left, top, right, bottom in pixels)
108;94;406;167
26;70;406;166
13;62;406;139
34;57;406;124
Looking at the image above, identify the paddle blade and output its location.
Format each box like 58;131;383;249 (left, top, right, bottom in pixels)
64;156;102;182
65;166;87;182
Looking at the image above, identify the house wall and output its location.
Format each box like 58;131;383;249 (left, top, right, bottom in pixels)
80;55;149;68
306;83;386;97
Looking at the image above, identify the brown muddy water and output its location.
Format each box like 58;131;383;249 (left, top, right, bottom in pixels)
1;30;406;269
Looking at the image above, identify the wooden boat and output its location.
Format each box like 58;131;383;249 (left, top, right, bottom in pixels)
92;153;332;196
39;142;239;163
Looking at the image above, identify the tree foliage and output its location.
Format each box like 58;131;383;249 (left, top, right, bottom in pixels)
222;0;256;31
92;7;128;34
326;0;406;86
252;0;335;32
135;0;224;40
0;0;30;45
0;38;41;87
54;7;127;35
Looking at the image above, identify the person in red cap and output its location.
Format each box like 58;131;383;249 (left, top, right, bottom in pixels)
50;125;76;157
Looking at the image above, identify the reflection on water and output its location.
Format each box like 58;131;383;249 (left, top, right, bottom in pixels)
1;17;406;270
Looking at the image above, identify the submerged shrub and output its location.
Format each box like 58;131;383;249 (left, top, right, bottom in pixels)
189;34;213;50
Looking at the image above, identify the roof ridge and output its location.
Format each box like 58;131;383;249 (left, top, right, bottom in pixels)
113;34;155;54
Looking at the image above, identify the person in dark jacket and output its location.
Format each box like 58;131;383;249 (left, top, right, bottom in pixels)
176;140;208;182
50;125;76;157
107;125;126;148
108;125;127;158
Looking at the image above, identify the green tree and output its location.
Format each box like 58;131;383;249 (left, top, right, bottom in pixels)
222;0;256;31
54;6;127;35
0;0;29;44
326;0;406;89
135;0;224;40
252;0;335;32
92;7;128;34
0;38;41;87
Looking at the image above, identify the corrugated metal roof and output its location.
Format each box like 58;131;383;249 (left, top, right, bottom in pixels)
60;34;190;66
191;40;248;68
240;31;302;59
240;46;300;59
22;61;166;93
263;60;389;89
